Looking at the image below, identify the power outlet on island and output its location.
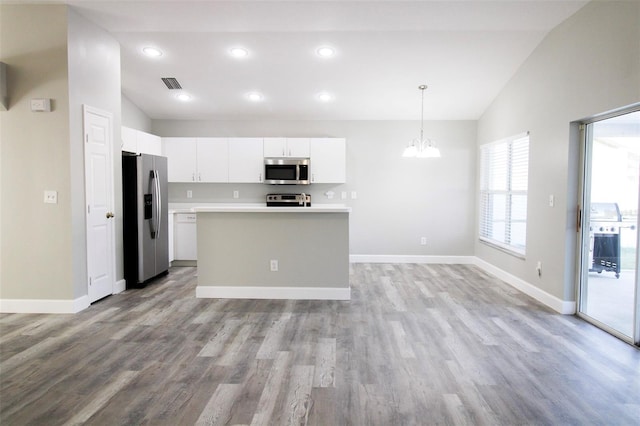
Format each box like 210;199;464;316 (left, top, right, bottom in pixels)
420;237;427;245
270;259;279;272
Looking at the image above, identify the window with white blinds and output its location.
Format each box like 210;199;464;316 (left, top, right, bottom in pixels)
479;132;529;255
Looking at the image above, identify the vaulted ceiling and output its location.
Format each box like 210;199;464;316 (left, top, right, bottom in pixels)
59;1;588;120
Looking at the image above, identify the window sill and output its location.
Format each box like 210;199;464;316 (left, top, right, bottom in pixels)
479;239;526;260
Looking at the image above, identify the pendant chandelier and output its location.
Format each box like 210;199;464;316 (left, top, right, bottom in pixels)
402;84;441;158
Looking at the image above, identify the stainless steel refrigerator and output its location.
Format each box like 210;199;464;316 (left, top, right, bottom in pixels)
122;153;169;288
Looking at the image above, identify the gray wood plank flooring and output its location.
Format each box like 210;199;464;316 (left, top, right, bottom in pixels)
1;263;639;425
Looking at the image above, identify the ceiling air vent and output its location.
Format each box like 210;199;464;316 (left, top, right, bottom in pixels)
161;77;182;90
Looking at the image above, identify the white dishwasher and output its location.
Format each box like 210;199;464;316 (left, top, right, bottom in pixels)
173;213;197;261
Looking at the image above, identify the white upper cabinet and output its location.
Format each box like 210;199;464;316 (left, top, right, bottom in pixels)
310;138;346;183
137;131;162;156
228;137;264;183
121;126;138;153
163;137;198;182
264;137;310;158
122;126;162;155
197;138;229;182
163;137;229;183
162;136;346;184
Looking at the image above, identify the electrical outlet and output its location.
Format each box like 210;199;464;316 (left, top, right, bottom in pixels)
233;190;239;199
420;237;427;245
187;190;193;198
270;259;278;272
548;195;554;207
351;191;357;199
341;191;347;200
44;190;57;204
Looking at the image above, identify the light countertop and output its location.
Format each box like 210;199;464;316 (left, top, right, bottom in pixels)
191;203;350;213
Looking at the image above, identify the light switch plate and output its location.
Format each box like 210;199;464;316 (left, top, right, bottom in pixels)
31;98;51;112
44;190;57;204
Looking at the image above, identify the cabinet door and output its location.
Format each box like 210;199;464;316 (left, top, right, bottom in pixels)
286;138;310;157
137;131;162;156
174;213;197;260
263;137;287;157
228;137;264;183
163;137;197;182
310;138;346;183
121;126;138;153
197;138;229;182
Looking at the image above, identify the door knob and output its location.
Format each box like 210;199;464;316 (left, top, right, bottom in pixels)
106;212;114;219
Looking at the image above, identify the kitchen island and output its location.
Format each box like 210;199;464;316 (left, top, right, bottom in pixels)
193;204;351;300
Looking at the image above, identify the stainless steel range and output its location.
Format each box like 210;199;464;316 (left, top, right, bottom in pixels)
589;202;625;278
266;193;311;207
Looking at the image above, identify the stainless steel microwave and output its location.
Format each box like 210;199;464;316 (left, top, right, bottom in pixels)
264;158;310;185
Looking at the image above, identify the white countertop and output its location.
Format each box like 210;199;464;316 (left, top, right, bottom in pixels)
190;203;350;213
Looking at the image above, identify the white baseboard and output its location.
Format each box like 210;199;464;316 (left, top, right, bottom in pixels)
0;295;90;314
350;254;476;264
114;279;126;294
472;258;576;315
196;285;351;300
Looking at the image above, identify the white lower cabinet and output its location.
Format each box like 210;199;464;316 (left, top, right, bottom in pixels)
168;212;174;262
173;213;197;261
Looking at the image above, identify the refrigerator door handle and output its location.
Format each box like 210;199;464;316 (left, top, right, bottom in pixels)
149;170;157;239
155;170;162;239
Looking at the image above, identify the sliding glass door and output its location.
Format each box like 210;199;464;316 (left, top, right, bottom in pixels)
578;109;640;345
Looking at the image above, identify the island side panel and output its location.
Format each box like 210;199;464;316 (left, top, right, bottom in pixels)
196;212;349;299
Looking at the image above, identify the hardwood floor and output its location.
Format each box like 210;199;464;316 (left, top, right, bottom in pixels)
1;264;639;425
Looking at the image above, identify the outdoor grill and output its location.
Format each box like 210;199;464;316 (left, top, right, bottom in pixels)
589;202;624;278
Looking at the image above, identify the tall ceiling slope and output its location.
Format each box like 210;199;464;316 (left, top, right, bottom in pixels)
55;1;588;120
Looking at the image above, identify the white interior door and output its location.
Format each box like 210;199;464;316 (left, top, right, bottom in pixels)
84;105;115;303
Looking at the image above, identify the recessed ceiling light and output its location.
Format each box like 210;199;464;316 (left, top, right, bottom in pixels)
230;47;249;58
246;92;264;102
316;46;335;58
142;46;163;57
316;92;333;102
175;93;192;102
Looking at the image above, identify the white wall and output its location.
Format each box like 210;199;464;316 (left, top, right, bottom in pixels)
122;94;152;132
67;8;123;298
153;119;477;256
476;1;640;301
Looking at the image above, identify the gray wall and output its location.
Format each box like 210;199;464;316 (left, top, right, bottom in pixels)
476;1;640;301
0;5;122;302
153;120;478;256
0;5;72;299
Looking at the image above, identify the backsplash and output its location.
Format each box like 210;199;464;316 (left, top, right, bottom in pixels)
168;182;348;205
